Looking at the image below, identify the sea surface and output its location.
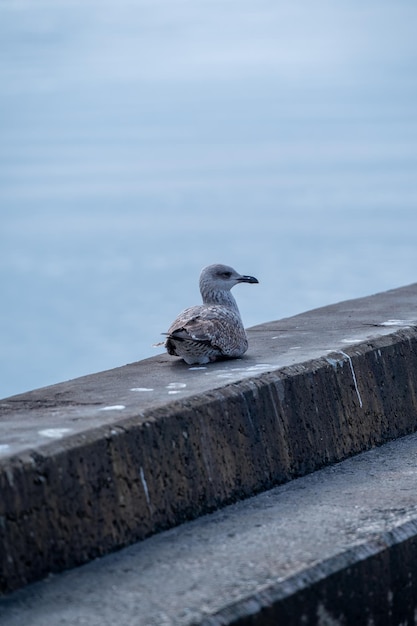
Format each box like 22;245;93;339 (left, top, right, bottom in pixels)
1;1;417;398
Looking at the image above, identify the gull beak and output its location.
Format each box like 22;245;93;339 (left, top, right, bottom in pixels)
237;275;259;284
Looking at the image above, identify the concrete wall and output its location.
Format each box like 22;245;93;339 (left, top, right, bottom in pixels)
204;520;417;626
1;284;417;594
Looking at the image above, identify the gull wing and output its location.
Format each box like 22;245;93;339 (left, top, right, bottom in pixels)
166;305;247;357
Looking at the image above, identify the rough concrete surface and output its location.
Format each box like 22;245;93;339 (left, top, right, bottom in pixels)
1;431;417;626
1;284;417;594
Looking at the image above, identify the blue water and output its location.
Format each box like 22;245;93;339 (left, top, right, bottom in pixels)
1;1;417;398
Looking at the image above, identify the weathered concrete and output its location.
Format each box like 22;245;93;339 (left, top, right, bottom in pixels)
1;431;417;625
1;284;417;594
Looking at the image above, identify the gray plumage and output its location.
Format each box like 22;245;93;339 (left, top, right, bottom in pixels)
164;264;258;365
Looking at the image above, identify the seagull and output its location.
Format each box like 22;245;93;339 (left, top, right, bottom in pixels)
164;263;259;365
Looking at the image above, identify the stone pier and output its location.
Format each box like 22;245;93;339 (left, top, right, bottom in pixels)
1;284;417;624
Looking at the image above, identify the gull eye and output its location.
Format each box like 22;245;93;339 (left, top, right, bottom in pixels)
220;271;232;279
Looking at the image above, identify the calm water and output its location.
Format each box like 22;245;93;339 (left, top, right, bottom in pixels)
1;1;417;398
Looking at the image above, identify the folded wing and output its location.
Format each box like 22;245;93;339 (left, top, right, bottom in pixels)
165;305;248;358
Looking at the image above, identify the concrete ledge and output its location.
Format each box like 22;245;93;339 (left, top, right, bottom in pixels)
1;284;417;594
2;431;417;625
205;520;417;626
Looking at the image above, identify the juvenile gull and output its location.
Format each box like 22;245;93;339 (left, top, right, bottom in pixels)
164;264;258;365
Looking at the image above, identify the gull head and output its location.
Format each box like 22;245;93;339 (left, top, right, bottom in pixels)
199;264;259;296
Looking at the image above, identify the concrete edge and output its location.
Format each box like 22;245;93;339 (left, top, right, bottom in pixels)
200;518;417;626
1;327;417;594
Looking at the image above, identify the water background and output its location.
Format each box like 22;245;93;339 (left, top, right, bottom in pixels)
1;1;417;399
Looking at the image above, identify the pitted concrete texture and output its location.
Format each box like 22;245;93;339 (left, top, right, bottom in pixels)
1;432;417;626
1;284;417;593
